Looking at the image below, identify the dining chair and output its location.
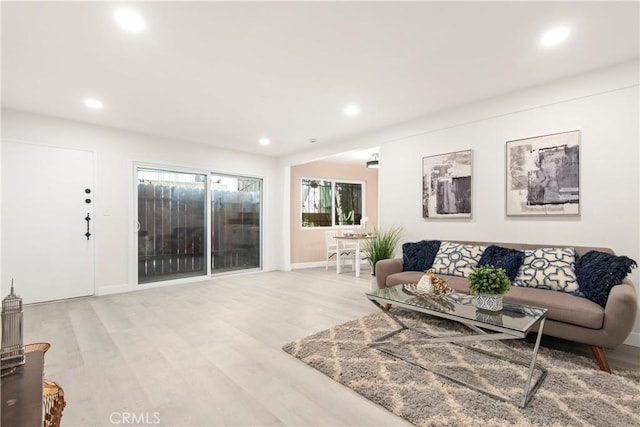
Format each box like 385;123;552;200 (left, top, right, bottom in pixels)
325;230;353;269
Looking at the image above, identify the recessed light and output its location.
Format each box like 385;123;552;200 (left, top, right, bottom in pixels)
540;27;570;47
84;99;103;109
259;138;271;146
115;8;145;33
344;104;360;117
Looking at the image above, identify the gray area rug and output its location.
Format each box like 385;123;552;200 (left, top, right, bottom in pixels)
282;309;640;427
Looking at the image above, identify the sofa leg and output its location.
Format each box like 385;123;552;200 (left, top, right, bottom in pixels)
384;303;392;311
590;346;612;373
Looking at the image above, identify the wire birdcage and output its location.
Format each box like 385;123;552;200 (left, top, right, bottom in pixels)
1;279;25;370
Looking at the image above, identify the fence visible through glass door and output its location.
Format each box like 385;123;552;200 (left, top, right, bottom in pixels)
137;168;207;283
211;175;262;273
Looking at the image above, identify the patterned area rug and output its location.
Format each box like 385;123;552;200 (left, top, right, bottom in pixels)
282;309;640;427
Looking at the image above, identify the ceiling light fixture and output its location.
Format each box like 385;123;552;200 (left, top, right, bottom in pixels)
259;138;271;146
344;104;360;117
540;27;570;47
366;153;379;169
84;98;103;109
115;8;145;33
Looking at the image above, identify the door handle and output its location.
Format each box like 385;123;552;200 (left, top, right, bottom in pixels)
136;220;141;232
85;213;91;240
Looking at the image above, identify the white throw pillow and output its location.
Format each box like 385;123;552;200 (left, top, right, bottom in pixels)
432;241;486;278
512;247;579;293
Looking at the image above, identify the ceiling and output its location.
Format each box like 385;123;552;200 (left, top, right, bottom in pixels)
2;2;638;159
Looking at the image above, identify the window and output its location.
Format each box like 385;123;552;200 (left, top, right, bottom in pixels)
301;178;364;227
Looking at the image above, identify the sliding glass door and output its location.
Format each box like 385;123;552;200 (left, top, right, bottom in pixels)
136;167;262;284
137;168;207;283
211;174;262;273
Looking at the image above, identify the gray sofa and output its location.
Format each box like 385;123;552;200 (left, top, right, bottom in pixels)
375;240;638;373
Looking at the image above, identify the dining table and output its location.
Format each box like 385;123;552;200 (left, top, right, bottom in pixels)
333;233;374;278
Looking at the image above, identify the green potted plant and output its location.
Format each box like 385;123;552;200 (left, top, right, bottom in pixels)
468;265;511;311
362;226;402;290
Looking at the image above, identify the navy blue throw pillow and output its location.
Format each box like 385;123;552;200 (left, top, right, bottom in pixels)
402;240;441;272
477;245;525;282
575;251;637;308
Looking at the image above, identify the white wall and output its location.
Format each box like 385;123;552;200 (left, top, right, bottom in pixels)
375;61;640;345
1;110;283;294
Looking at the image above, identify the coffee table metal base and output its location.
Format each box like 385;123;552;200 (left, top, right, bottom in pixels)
368;300;547;408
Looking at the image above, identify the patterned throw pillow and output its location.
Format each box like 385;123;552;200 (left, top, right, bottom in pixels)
402;240;441;272
432;241;486;277
512;247;579;293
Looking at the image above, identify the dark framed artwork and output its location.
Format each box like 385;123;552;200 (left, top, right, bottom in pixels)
422;150;472;218
506;130;580;216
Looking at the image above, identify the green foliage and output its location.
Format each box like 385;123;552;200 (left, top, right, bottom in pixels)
339;210;354;224
468;265;511;295
362;226;402;275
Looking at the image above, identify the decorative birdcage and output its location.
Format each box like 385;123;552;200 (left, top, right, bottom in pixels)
1;280;25;370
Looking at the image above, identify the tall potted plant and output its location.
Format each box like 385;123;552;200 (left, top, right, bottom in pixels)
362;226;402;290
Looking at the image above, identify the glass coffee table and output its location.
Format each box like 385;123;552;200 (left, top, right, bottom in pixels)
366;284;548;408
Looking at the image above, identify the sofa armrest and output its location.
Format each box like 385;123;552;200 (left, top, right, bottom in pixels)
375;258;403;289
601;279;638;348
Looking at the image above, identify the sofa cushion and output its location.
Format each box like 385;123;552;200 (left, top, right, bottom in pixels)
386;272;469;293
504;285;604;330
432;241;486;278
575;250;637;307
513;247;579;294
477;245;525;282
386;271;425;288
402;240;441;272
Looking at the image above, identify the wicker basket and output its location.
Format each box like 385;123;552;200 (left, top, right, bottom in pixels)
44;379;66;427
24;342;51;355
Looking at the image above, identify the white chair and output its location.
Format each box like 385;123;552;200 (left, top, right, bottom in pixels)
325;231;354;269
341;230;366;271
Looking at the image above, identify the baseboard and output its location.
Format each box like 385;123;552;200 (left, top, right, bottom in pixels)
291;261;331;269
96;283;130;296
291;259;366;270
623;331;640;347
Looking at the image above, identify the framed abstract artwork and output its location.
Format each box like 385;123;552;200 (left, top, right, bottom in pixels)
506;130;580;216
422;150;472;218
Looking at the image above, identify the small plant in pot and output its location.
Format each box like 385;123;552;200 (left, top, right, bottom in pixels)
362;226;402;291
468;265;511;311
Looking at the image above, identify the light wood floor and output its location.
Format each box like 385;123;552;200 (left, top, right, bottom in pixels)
25;268;639;426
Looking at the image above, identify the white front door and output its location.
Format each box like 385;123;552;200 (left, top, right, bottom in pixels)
2;141;95;304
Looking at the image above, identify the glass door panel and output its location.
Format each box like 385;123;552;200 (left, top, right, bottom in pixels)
137;168;207;283
211;175;262;273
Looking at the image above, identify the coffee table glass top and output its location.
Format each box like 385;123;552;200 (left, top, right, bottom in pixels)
367;284;547;333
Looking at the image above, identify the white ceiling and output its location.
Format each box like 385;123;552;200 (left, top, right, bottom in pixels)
2;2;638;158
